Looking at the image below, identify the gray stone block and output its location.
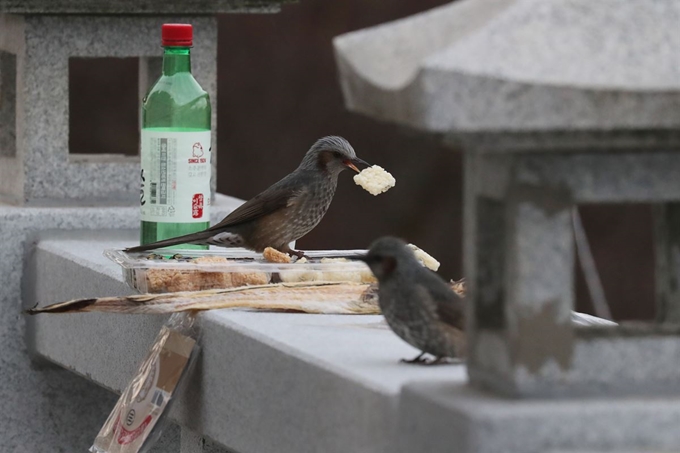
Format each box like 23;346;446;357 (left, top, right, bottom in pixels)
181;427;234;453
469;325;680;398
0;14;217;205
0;195;239;451
11;217;655;451
446;129;680;154
0;0;288;14
150;423;181;453
334;0;680;134
653;203;680;324
25;231;468;453
474;151;680;204
0;49;15;158
396;382;680;453
463;151;680;397
465;161;577;396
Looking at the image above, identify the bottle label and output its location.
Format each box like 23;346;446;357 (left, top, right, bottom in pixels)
140;130;211;223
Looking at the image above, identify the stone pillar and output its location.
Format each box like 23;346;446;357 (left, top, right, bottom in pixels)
654;203;680;324
462;146;680;397
465;153;575;396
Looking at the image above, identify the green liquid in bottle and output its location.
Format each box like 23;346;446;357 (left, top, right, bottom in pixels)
140;44;211;250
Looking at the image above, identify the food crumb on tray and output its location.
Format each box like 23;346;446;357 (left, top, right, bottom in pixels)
263;247;292;263
144;256;269;293
279;257;376;284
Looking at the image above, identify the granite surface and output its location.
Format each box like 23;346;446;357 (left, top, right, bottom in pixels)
23;230;677;453
0;195;239;452
398;381;680;453
0;15;217;204
334;0;680;134
26;232;464;453
463;151;680;397
0;0;288;14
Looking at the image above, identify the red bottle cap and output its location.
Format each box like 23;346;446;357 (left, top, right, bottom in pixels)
162;24;193;47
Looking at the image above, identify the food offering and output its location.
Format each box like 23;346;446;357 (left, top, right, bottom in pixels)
30;244;443;316
353;165;396;196
105;248;372;293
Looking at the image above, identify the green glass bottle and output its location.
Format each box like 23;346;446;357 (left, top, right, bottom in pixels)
139;23;211;250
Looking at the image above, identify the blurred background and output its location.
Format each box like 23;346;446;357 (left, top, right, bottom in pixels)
68;0;654;321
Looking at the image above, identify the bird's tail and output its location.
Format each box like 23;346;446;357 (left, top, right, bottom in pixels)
124;230;215;254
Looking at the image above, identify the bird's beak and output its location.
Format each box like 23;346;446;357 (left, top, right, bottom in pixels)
343;157;370;173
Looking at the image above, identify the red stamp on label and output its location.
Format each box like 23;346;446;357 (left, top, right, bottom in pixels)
116;414;153;445
192;194;204;219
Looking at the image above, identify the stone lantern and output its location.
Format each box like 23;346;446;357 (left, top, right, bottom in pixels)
335;1;680;450
0;1;286;451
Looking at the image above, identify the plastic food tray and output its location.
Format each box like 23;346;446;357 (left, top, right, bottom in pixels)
104;248;372;294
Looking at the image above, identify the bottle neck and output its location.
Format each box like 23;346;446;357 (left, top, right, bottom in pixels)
162;47;191;76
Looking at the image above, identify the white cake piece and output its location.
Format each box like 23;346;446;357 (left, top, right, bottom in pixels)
353;165;396;196
407;244;440;271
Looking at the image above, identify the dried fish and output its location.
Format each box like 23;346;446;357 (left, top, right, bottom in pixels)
27;281;380;315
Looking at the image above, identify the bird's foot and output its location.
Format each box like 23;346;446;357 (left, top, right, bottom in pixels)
400;352;429;365
400;353;459;366
288;249;308;260
425;357;450;366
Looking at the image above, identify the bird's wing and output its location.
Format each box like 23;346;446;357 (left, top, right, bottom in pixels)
209;173;307;230
418;269;465;330
436;298;465;331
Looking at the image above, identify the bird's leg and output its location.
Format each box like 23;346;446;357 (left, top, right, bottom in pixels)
400;354;460;366
400;352;429;364
427;357;446;366
288;249;308;260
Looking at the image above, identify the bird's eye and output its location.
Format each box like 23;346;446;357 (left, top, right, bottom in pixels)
333;151;343;159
